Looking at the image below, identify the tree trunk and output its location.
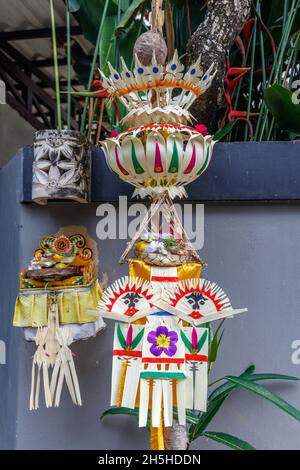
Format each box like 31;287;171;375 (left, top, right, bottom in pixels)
187;0;251;132
164;421;189;450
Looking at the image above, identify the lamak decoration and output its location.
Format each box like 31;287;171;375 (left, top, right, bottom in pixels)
90;274;246;433
13;228;104;410
89;40;248;450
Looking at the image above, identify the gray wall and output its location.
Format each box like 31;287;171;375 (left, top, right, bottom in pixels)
1;155;300;450
0;105;34;168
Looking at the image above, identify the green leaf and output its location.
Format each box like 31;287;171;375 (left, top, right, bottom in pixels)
76;1;118;45
202;431;255;450
189;396;227;441
63;90;100;96
249;373;300;382
191;366;284;441
111;0;128;11
180;330;192;352
217;330;224;348
213;121;236;142
226;376;300;422
244;364;256;374
209;369;299;403
208;319;225;365
99;15;116;73
116;0;146;34
100;406;150;430
197;329;208;353
117;324;126;350
264;84;300;134
101;406;139;420
131;328;144;349
189;365;256;440
173;408;199;425
291;29;300;50
118;20;146;68
101;406;201;431
105;100;115;127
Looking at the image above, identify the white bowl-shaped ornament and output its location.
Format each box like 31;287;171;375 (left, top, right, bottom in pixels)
101;124;215;199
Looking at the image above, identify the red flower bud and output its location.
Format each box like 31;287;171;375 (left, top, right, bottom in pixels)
194;124;208;135
92;80;103;90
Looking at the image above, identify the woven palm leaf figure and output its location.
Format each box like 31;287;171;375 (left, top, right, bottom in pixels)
89;274;247;449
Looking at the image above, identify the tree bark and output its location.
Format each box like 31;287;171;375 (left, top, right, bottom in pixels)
187;0;251;131
164;420;189;450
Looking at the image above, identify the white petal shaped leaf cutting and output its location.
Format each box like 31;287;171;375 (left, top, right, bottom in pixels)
58;168;77;186
103;140;122;175
48;165;61;182
61;143;75;160
166;133;184;177
35;160;52;171
145;131;166;179
57;161;77;171
102;140;133;185
121;136;146;181
34;145;48;161
48;148;61;163
180;135;205;185
33;168;49;185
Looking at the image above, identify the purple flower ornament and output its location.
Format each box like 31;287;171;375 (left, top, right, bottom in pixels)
147;325;178;357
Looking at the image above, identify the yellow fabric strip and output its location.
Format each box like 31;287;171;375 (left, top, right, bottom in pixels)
150;424;165;450
13;280;102;327
116;360;128;407
150;400;165;450
129;259;202;281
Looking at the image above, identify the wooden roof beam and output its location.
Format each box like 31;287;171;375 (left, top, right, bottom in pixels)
0;26;82;41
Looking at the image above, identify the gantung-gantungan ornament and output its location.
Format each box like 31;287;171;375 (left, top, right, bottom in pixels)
94;14;247;450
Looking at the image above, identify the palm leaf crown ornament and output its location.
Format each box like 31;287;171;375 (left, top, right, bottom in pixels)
100;51;217;199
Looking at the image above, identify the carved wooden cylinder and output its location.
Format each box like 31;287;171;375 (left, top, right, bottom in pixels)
32;130;90;204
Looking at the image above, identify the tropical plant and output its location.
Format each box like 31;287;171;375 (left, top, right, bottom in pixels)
50;1;300;140
264;84;300;135
101;360;300;450
99;316;300;450
221;0;300;141
50;0;62;129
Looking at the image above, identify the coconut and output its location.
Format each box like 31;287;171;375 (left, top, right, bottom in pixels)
133;29;168;66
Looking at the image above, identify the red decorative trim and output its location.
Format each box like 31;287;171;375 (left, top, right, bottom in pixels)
115;145;129;176
151;276;178;282
113;350;142;358
184;143;196;174
142;357;184;364
121;123;200;136
186;353;208;362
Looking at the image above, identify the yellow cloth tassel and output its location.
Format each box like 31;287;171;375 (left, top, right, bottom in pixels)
150;406;165;450
150;424;165;450
116;359;128;407
13;280;102;327
129;259;202;281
